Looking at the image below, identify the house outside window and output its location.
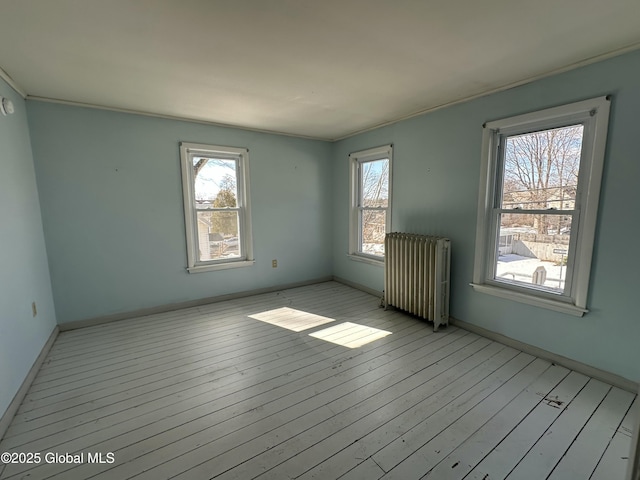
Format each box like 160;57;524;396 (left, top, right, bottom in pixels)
180;142;254;272
349;145;393;263
472;97;611;316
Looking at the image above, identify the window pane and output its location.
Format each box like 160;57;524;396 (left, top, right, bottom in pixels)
495;213;572;293
361;159;389;208
361;209;386;256
196;210;240;261
502;125;583;212
193;157;238;206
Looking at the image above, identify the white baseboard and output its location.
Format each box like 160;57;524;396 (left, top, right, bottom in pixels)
332;276;383;298
312;277;637;392
59;276;334;331
0;325;59;440
451;317;638;393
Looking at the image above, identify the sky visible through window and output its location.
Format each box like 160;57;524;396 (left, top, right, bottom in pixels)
495;124;584;293
193;157;237;200
361;159;389;206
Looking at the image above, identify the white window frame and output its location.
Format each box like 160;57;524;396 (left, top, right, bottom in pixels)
471;96;611;316
180;142;254;273
348;144;393;265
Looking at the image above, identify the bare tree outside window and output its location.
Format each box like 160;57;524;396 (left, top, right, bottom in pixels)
194;158;241;260
360;158;389;256
495;124;584;293
502;125;582;233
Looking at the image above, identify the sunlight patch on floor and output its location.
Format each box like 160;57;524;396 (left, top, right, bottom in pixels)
308;322;392;348
248;307;336;332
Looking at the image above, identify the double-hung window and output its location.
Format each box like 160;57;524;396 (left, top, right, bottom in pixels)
180;142;254;272
349;145;393;263
472;97;610;315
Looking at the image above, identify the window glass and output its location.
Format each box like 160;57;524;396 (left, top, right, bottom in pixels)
501;125;582;211
494;125;583;294
361;159;389;207
193;158;240;261
359;158;389;256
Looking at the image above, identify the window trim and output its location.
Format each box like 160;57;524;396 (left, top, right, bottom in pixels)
348;144;393;264
179;142;254;273
471;96;611;316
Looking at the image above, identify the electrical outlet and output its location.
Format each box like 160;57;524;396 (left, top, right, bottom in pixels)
272;259;278;268
32;302;37;317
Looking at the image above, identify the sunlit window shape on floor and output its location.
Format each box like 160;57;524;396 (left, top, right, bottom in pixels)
308;322;392;348
248;307;336;332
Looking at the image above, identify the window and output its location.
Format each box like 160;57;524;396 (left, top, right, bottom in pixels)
180;142;254;272
349;145;392;263
472;97;610;316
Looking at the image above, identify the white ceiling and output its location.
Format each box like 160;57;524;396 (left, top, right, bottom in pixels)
1;0;639;140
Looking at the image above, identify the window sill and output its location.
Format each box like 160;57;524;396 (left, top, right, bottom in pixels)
470;283;588;317
187;260;255;273
347;254;384;267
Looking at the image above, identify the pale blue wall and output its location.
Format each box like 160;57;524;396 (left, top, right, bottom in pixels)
15;48;640;388
27;102;332;324
332;49;640;382
0;81;57;416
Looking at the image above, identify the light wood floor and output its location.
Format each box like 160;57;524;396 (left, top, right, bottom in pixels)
0;281;635;480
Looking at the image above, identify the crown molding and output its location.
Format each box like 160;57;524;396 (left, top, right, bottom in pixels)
0;66;27;98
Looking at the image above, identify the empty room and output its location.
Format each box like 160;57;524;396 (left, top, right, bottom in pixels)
1;1;639;479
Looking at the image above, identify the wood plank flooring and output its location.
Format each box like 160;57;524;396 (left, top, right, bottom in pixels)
0;281;635;479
